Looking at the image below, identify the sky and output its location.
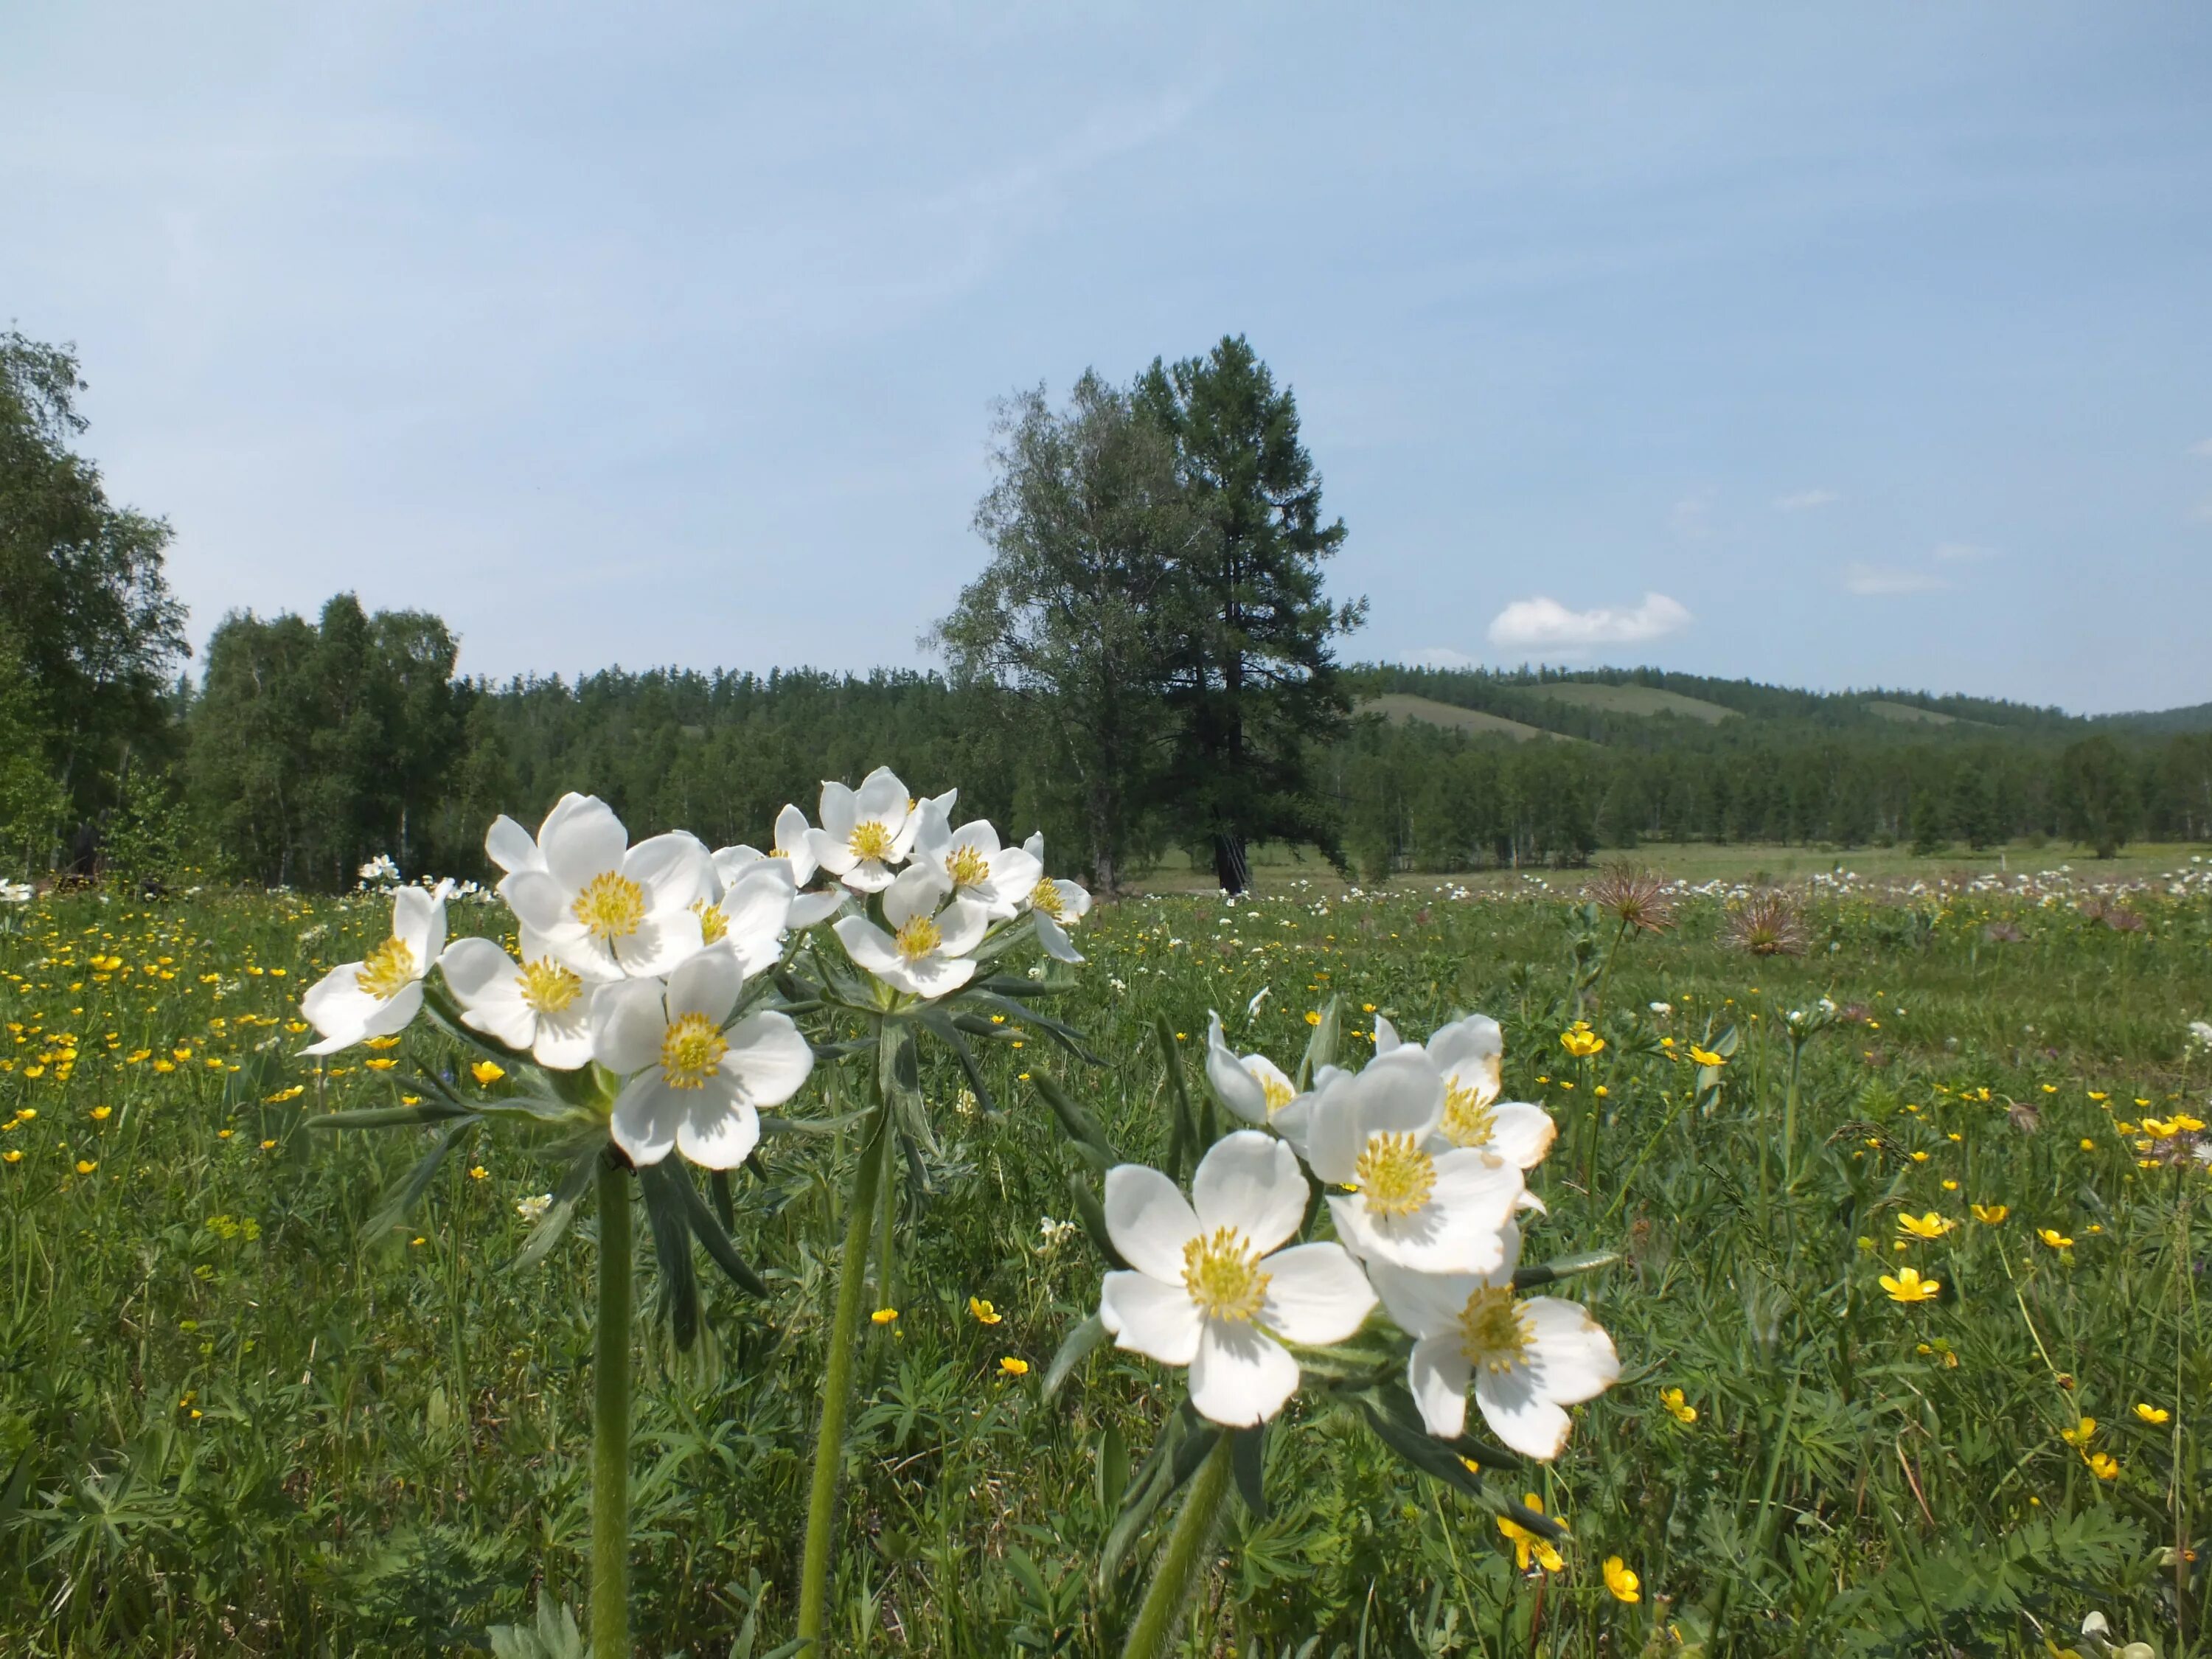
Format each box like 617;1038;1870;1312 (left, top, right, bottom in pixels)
5;4;2211;714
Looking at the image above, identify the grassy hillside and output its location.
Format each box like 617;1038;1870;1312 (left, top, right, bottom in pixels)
1360;692;1563;742
1521;682;1738;723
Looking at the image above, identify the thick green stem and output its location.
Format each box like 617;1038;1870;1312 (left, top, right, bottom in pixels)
592;1159;633;1659
1781;1040;1804;1188
796;1093;893;1649
1121;1433;1234;1659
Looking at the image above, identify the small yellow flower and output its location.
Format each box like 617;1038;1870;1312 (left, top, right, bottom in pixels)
2038;1228;2073;1249
1603;1556;1641;1603
2085;1451;2120;1480
365;1057;397;1071
2078;1138;2096;1152
1362;1003;1376;1013
1909;1150;1930;1163
260;1138;276;1150
73;1158;96;1174
1497;1495;1565;1573
216;1129;232;1139
2;1150;21;1164
1970;1203;2009;1224
1941;1178;1958;1190
1688;1044;1725;1067
2087;1091;2109;1102
470;1060;505;1086
968;1296;1003;1325
2135;1403;2171;1425
1897;1211;1955;1240
467;1165;488;1180
410;1236;426;1247
998;1355;1029;1377
872;1307;900;1326
1660;1386;1697;1424
1879;1266;1941;1304
90;1105;111;1120
1559;1025;1605;1058
2060;1416;2096;1448
1304;1011;1321;1026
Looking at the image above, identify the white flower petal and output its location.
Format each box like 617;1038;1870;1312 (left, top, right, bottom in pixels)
1486;1102;1558;1169
934;897;989;959
610;1074;684;1166
1191;1131;1307;1253
437;936;515;1006
832;916;902;978
1408;1335;1475;1438
592;978;668;1075
787;888;846;928
666;941;743;1023
1522;1297;1620;1405
613;909;705;978
485;814;540;876
1474;1363;1574;1460
891;953;974;1000
853;765;910;830
543;797;628;891
625;831;713;910
391;886;442;970
532;1006;596;1071
676;1089;761;1169
1259;1242;1375;1345
807;825;858;876
1102;1164;1201;1281
503;869;570;935
723;1010;813;1107
817;781;858;841
300;967;378;1052
883;863;948;930
1099;1270;1203;1365
1189;1323;1299;1427
1205;1013;1270;1125
1035;910;1083;963
1371;1013;1401;1054
458;978;539;1051
1365;1259;1487;1338
720;860;796;945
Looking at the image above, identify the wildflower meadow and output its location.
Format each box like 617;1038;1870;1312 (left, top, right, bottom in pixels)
1;796;2208;1658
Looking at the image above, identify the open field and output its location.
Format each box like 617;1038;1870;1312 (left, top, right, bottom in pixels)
1360;694;1563;742
3;867;2211;1655
1520;684;1739;725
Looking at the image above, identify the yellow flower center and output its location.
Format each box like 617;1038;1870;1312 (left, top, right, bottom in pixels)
1439;1079;1497;1148
692;897;728;945
895;914;942;960
572;871;647;942
1181;1226;1270;1323
849;820;895;861
355;937;416;1001
1353;1131;1436;1218
1030;877;1065;920
946;845;992;888
518;956;582;1015
1456;1285;1533;1373
659;1012;728;1090
1260;1074;1295;1115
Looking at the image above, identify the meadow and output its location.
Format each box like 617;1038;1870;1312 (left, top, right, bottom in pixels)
3;853;2211;1657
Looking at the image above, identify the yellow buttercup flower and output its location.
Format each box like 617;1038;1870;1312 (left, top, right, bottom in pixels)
968;1296;1003;1326
2060;1416;2096;1447
1688;1045;1725;1067
1897;1211;1954;1240
1659;1386;1697;1424
2135;1403;2171;1425
998;1355;1029;1377
89;1105;111;1121
1559;1023;1605;1058
1970;1203;2008;1224
1304;1010;1321;1026
2085;1452;2119;1480
470;1060;505;1085
2038;1228;2073;1250
1879;1267;1941;1304
872;1307;899;1326
1603;1557;1641;1603
1497;1495;1565;1573
74;1159;97;1175
2;1150;21;1164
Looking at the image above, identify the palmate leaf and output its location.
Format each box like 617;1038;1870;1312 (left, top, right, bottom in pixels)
635;1158;700;1350
914;1006;1001;1118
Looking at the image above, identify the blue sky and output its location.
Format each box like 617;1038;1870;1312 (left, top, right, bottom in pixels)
6;4;2210;712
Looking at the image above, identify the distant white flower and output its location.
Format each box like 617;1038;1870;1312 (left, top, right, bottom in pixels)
832;864;989;999
1375;1012;1556;1172
1037;1215;1079;1252
1099;1132;1376;1427
809;766;923;894
438;936;599;1070
301;885;448;1054
1205;1011;1310;1149
2188;1020;2212;1054
713;803;845;927
1305;1048;1524;1275
1020;832;1093;961
1246;987;1272;1019
1648;1001;1672;1017
0;880;31;905
913;809;1042;919
516;1193;552;1222
591;943;813;1169
501;796;713;981
1368;1229;1618;1460
356;853;400;889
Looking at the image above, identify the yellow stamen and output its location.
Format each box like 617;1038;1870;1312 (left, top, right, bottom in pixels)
849;820;894;861
1030;877;1065;920
1182;1226;1270;1323
1353;1131;1436;1218
518;957;582;1015
659;1012;728;1090
1260;1074;1295;1115
355;937;416;1001
1457;1284;1533;1373
946;844;992;888
572;871;647;942
692;897;728;945
1439;1079;1497;1148
896;914;942;960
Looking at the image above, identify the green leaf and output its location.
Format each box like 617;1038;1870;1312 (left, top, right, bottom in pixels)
1030;1072;1116;1161
360;1120;478;1242
1511;1249;1619;1290
307;1102;477;1131
636;1159;700;1350
1065;1172;1125;1269
1042;1312;1108;1402
1232;1422;1268;1520
1294;993;1343;1092
510;1146;604;1274
664;1161;771;1298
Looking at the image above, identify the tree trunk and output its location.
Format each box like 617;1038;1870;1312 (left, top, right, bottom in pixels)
1213;832;1251;895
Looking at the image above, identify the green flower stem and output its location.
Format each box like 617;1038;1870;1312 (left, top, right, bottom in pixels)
796;1091;894;1649
1120;1431;1234;1659
591;1157;633;1659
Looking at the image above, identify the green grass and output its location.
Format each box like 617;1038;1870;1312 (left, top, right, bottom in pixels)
1360;693;1565;742
1522;684;1739;724
1;872;2210;1655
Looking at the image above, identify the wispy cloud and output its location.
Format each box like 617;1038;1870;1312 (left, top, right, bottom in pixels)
2188;438;2212;458
1932;541;1996;562
1843;563;1952;597
1403;645;1477;669
1774;487;1840;512
1487;592;1692;650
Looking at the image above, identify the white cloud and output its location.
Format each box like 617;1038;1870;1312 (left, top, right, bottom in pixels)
1843;563;1953;597
1402;645;1477;669
1932;541;1996;561
2188;438;2212;458
1486;592;1693;650
1774;488;1840;512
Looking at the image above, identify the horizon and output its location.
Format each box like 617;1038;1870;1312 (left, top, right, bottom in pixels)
7;5;2211;714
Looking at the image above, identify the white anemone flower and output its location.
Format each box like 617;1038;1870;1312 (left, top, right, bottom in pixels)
832;864;988;999
1367;1230;1618;1460
301;884;448;1054
591;942;813;1168
691;858;799;976
437;936;598;1070
1020;832;1093;962
1099;1131;1377;1427
809;766;922;894
1374;1013;1557;1171
501;798;712;981
912;809;1043;920
713;804;846;928
486;791;598;888
1306;1048;1524;1276
1205;1011;1311;1150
